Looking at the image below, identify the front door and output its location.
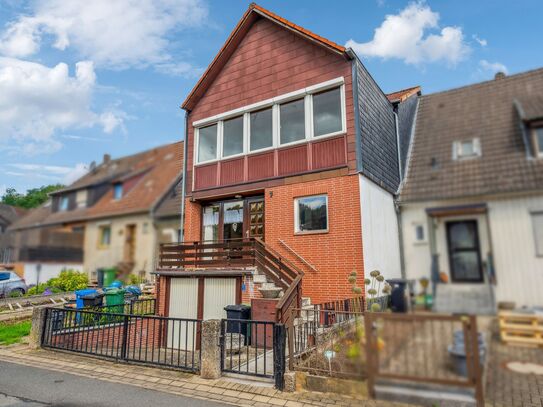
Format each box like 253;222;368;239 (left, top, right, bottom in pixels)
201;197;264;241
446;220;484;283
124;224;136;263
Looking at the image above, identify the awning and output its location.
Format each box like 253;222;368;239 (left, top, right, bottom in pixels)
425;203;487;218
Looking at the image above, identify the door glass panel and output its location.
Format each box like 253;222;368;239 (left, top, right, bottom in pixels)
248;200;265;238
223;201;244;240
446;220;483;282
203;205;219;241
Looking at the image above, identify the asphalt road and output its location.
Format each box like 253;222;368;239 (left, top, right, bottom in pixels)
0;361;228;407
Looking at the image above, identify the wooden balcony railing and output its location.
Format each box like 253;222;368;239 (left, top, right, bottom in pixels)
158;238;304;323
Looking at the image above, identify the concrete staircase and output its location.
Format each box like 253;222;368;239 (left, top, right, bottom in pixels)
252;267;284;297
434;283;496;315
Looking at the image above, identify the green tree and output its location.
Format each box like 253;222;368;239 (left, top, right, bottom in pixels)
1;184;64;209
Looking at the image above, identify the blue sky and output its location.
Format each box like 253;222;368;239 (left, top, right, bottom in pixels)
1;0;542;195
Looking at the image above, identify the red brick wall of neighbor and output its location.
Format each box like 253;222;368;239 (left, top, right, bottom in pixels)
185;17;355;197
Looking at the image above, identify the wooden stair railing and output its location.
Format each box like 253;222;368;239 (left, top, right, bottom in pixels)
158;237;304;324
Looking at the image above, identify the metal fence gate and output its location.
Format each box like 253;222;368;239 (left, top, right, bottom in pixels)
219;318;286;389
41;307;202;372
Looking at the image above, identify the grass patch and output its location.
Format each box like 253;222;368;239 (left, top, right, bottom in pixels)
0;320;31;345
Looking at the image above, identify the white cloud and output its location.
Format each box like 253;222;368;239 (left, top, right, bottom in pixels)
479;60;508;75
0;0;208;70
0;184;6;197
7;162;88;185
473;35;487;47
0;57;124;154
346;2;470;65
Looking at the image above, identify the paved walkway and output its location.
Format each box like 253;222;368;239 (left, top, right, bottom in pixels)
485;337;543;407
0;345;410;407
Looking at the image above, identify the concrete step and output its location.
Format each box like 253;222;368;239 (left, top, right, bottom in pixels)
434;284;496;315
252;274;268;284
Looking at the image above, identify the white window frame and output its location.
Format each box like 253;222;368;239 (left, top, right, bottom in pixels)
413;223;427;244
221;115;246;160
193;77;346;165
294;194;329;234
533;127;543;159
531;211;543;257
59;196;69;212
452;138;482;160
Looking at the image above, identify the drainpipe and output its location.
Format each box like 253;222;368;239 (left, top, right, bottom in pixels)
179;110;190;243
395;202;406;279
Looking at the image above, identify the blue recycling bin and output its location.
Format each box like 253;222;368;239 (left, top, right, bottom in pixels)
75;289;97;309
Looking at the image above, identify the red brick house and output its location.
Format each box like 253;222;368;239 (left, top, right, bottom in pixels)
155;4;419;322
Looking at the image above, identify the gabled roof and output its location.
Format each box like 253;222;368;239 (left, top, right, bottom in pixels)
515;94;543;122
399;67;543;203
386;86;421;103
10;142;183;229
182;3;351;111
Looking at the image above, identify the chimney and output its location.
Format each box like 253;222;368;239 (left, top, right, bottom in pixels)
103;154;111;164
495;72;506;80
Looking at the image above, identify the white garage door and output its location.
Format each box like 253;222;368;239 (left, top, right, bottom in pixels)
168;278;198;350
203;278;237;320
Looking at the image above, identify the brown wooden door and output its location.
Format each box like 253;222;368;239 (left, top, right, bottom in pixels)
124;224;136;262
246;198;265;240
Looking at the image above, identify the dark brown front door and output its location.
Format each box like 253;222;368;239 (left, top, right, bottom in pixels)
201;196;264;241
446;220;483;283
124;224;136;262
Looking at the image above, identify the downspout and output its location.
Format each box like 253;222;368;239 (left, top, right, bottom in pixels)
179;110;190;243
395;202;406;279
351;58;363;173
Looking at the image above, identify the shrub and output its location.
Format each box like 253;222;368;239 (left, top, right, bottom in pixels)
47;270;88;292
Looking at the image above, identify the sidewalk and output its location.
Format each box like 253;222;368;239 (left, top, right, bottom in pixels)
0;344;411;407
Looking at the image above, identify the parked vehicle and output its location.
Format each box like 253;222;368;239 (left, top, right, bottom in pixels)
0;271;27;297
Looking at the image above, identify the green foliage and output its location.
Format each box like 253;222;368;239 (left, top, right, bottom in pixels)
27;283;62;296
9;289;23;297
1;184;64;209
47;270;88;292
126;274;141;285
0;321;31;345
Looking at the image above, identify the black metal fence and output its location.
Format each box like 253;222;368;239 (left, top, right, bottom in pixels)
219;318;286;388
86;298;156;315
41;307;201;372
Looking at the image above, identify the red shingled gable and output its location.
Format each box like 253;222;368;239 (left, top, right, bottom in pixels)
386;86;421;103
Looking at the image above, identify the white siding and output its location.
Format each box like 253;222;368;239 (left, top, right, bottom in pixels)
203;278;237;320
489;195;543;307
359;176;402;281
401;194;543;307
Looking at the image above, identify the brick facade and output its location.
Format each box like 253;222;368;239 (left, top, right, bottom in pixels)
179;172;365;305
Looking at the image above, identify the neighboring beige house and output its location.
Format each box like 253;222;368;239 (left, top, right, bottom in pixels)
399;69;543;312
6;142;183;284
78;142;183;282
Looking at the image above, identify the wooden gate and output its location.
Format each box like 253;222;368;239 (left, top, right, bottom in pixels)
364;313;484;406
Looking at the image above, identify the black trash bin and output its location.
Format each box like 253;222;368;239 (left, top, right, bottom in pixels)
224;304;251;343
387;279;409;313
81;292;104;308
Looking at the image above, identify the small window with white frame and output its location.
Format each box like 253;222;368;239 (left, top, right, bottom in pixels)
312;87;343;137
294;194;328;233
531;211;543;257
222;116;244;158
59;195;69;211
453;138;481;160
197;124;218;163
413;223;426;243
250;108;273;152
533;127;543;158
279;98;305;145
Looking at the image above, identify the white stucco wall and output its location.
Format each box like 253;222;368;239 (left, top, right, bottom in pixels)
401;193;543;307
359;176;402;281
23;263;83;286
83;214;157;279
